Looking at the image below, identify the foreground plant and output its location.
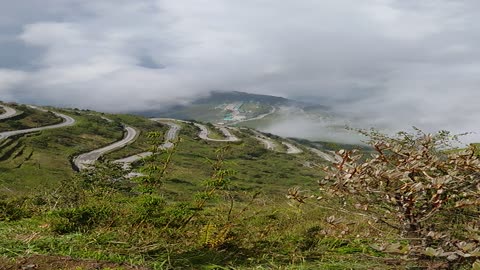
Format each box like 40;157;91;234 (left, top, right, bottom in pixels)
138;131;178;193
320;128;480;264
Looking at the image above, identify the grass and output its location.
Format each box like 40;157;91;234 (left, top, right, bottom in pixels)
0;191;408;269
0;106;469;269
0;109;125;192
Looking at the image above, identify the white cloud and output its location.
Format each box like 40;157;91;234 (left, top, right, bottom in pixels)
0;70;27;101
0;0;479;140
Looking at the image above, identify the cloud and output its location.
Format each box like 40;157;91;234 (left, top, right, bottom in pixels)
0;70;27;101
0;0;480;140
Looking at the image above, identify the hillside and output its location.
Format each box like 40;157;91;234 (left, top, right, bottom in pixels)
133;91;349;145
0;103;353;268
134;91;326;124
0;102;477;269
0;102;331;193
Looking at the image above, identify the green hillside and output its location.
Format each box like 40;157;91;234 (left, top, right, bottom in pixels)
0;104;479;269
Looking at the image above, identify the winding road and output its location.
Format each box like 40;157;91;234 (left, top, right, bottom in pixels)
152;118;240;142
308;147;337;162
114;120;181;167
282;142;303;154
0;109;76;140
250;129;304;154
74;125;138;170
114;119;242;170
0;105;18;120
251;130;277;150
227;106;277;125
193;123;240;142
0;103;340;176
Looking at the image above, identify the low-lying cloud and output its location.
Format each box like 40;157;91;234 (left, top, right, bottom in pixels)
1;1;480;140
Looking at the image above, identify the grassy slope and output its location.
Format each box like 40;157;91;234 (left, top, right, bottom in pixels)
158;124;324;201
0;104;62;132
0;107;420;269
0;110;126;192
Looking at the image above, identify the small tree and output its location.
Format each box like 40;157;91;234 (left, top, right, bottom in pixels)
321;128;480;260
137;131;177;194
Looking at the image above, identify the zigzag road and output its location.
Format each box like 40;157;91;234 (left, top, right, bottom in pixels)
0;105;18;120
250;130;277;150
248;128;343;160
114;118;241;169
114;119;241;170
0;103;341;173
282;141;303;154
250;129;303;154
193;123;240;142
74;125;138;170
308;147;337;162
0;107;76;140
114;120;181;167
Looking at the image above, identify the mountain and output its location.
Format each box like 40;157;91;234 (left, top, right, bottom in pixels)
193;91;291;105
134;91;330;128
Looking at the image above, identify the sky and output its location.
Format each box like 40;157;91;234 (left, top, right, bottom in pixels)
1;1;480;140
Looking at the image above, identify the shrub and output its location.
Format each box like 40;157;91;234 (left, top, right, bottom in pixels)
0;197;31;221
134;194;166;225
321;128;480;261
50;205;114;234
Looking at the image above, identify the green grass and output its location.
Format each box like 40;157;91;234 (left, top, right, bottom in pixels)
147;125;325;202
0;110;125;192
0;192;408;269
0;105;451;269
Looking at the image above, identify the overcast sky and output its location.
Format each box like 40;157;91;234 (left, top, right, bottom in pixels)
1;1;480;139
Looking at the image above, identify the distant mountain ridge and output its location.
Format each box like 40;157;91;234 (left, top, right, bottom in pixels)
193;91;291;105
133;91;328;122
